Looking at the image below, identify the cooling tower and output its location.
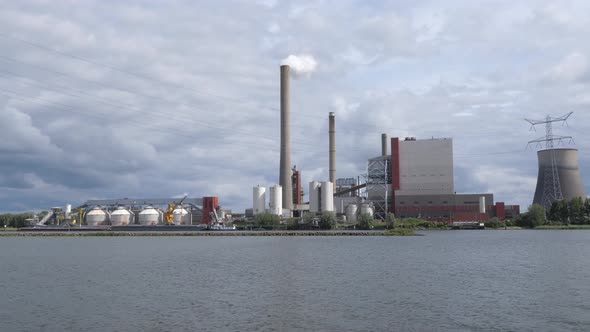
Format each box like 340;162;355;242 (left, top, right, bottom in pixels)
279;65;293;212
533;148;586;209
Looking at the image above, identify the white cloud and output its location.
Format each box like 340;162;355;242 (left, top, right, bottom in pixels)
547;52;589;82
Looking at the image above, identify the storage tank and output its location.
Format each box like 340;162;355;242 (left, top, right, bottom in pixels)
110;206;134;226
85;207;109;226
253;185;266;215
320;181;334;212
360;203;373;217
173;207;191;225
269;185;282;216
309;181;320;213
138;206;161;225
346;204;358;222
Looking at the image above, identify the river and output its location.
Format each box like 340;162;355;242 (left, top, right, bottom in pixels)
1;230;589;331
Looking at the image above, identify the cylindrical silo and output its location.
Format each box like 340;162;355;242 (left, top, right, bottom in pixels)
309;181;320;213
320;181;334;212
279;65;293;213
269;184;283;216
479;196;486;214
173;207;191;225
85;207;109;226
346;204;358;222
65;204;72;220
533;148;586;209
253;185;266;215
138;206;162;225
110;206;134;226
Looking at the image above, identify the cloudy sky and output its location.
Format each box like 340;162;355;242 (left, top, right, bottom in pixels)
1;0;589;213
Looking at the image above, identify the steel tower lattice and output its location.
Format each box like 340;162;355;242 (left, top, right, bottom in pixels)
525;112;574;210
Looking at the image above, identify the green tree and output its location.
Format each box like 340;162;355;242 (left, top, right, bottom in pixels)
569;197;585;224
318;212;335;230
584;198;590;224
385;213;396;229
357;213;373;230
254;213;280;227
486;217;501;229
517;204;546;228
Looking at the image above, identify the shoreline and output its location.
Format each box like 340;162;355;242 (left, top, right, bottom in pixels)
1;230;398;237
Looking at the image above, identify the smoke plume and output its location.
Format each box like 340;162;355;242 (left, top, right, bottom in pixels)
281;54;318;77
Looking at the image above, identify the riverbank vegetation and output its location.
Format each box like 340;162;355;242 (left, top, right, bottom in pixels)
384;228;416;236
512;198;590;228
0;213;35;228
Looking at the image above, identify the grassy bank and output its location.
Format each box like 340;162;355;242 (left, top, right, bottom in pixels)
384;229;417;236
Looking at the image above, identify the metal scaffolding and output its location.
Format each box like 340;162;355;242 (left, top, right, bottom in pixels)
366;156;390;220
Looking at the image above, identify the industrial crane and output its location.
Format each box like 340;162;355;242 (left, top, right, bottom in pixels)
164;195;187;225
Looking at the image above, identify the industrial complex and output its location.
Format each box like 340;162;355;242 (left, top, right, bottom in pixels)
28;66;587;229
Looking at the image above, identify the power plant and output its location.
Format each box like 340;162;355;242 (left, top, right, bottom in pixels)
247;63;528;224
24;64;587;230
363;136;520;222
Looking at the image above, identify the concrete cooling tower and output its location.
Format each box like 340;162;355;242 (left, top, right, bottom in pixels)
533;148;586;209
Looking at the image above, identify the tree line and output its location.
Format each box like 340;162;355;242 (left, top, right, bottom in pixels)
514;197;590;228
0;213;35;228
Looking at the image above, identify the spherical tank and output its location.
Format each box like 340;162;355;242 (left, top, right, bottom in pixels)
173;207;190;225
309;181;320;213
269;185;282;216
138;206;161;225
253;186;266;215
110;207;134;226
345;204;358;222
320;181;334;212
360;203;373;217
85;207;109;226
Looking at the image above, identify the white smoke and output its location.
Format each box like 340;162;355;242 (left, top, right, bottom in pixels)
281;54;318;77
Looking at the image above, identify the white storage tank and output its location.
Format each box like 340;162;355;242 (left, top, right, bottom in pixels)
85;207;109;226
253;185;266;215
110;206;134;226
346;204;358;222
173;207;191;225
269;184;282;216
320;181;334;212
309;181;320;213
360;203;373;217
138;206;162;225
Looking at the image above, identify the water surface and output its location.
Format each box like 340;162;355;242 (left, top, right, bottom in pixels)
1;230;589;331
